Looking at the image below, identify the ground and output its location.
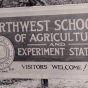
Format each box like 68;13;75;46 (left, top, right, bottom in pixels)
0;79;88;88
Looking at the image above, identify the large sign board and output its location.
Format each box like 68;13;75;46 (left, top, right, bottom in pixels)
0;4;88;79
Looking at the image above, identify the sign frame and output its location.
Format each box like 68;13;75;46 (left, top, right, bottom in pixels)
0;3;88;79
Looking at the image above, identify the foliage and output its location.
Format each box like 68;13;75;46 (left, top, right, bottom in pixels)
1;0;88;8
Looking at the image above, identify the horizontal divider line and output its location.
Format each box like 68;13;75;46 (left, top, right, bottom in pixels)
68;43;88;45
27;44;47;46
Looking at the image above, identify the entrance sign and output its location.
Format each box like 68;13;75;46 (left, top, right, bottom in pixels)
0;4;88;79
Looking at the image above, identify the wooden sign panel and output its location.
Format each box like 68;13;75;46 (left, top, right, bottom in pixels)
0;4;88;79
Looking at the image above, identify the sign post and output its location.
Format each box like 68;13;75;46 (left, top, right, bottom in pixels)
0;0;3;7
0;4;88;79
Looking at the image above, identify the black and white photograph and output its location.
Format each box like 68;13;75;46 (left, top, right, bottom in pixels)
0;0;88;88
